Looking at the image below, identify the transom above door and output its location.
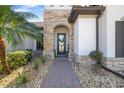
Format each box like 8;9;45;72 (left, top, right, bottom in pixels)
57;33;66;55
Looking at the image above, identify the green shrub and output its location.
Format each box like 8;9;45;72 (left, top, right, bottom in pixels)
32;61;40;69
8;50;32;69
32;57;44;69
89;50;103;64
16;73;29;85
41;57;45;63
24;49;32;61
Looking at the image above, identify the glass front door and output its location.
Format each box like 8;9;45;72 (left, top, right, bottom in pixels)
57;33;66;55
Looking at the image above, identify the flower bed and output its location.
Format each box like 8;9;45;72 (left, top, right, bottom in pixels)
0;55;52;88
7;58;52;88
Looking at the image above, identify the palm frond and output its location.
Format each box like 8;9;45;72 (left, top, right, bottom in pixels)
17;12;38;20
0;5;43;48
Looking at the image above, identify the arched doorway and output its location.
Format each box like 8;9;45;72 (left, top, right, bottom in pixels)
54;25;69;57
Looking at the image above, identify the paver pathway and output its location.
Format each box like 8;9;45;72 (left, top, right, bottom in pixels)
41;57;81;88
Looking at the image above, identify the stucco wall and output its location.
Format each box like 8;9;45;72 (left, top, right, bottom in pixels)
106;5;124;57
7;38;36;51
99;8;107;57
99;5;124;57
74;18;79;54
74;15;96;56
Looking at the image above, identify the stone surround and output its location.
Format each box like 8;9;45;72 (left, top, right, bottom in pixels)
43;9;74;61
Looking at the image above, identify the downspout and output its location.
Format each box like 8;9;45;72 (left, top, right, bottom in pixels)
96;7;105;51
96;16;99;51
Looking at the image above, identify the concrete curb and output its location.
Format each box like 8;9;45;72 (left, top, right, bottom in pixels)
102;65;124;79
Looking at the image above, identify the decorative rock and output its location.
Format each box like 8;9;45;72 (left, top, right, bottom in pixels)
73;62;124;88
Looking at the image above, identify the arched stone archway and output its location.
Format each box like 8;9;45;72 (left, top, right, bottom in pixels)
43;22;74;61
43;9;74;61
53;25;69;56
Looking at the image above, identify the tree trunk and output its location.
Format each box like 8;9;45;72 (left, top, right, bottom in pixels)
0;37;11;74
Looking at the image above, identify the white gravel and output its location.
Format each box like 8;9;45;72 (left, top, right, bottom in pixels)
72;62;124;88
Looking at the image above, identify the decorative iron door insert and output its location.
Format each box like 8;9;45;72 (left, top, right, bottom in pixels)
57;33;66;54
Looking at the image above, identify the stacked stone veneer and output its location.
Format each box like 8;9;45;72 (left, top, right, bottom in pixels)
102;57;124;71
43;9;74;61
74;53;124;71
73;53;96;68
73;53;96;73
73;53;93;64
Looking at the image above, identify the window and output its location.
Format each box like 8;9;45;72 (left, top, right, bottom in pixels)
50;5;54;7
60;5;64;7
36;34;43;50
116;21;124;57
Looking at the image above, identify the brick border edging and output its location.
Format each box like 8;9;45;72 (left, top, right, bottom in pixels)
102;65;124;79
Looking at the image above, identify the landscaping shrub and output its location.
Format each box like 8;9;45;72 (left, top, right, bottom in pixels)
32;57;44;69
24;49;33;61
16;73;29;85
8;50;32;69
41;56;45;63
32;61;40;69
89;50;103;64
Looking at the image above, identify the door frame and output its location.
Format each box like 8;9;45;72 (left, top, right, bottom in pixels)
57;33;66;55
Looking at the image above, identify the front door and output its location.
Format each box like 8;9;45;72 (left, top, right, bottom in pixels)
57;33;66;55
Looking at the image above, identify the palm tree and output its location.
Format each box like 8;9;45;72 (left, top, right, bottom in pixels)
0;5;42;74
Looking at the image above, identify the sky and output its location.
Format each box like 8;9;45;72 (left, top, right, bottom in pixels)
14;5;44;22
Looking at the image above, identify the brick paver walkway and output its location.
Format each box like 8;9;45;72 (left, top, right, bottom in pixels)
41;57;81;88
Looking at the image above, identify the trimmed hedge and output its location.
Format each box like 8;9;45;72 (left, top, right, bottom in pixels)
8;50;32;69
0;50;32;74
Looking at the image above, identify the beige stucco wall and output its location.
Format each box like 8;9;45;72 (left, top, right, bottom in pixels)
6;38;36;51
99;5;124;58
74;15;96;56
98;5;124;71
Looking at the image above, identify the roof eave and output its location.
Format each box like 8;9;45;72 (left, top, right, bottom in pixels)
68;6;106;23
